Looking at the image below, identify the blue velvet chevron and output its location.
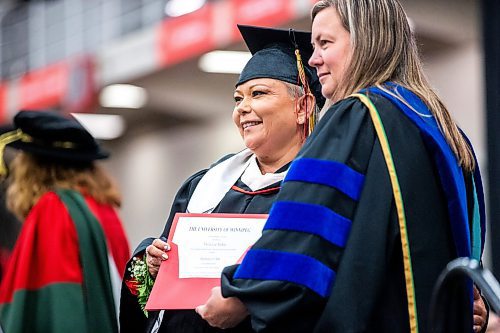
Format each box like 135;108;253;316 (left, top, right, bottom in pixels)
234;249;335;297
284;158;365;200
265;201;352;248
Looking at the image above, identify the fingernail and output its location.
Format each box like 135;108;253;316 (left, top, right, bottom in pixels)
164;244;170;251
161;253;168;260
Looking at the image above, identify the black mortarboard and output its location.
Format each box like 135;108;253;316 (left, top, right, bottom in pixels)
236;24;325;109
0;110;109;175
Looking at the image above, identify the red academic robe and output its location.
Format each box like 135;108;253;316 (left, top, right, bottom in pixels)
0;189;130;332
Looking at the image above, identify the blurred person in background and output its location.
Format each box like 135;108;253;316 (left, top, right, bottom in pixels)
119;25;324;333
0;110;130;333
197;0;488;332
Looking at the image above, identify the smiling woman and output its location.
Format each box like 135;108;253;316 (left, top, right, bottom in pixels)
232;78;306;174
119;24;324;333
308;6;352;102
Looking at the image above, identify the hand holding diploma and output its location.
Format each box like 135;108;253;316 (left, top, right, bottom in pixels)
145;238;171;278
196;287;249;329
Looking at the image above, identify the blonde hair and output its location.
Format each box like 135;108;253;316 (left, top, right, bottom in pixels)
6;152;121;220
312;0;475;171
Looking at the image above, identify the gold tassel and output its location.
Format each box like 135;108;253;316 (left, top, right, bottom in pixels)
0;129;31;177
294;49;316;137
309;107;317;135
295;49;308;90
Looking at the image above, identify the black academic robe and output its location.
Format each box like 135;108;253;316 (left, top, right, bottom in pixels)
221;93;473;333
120;162;286;333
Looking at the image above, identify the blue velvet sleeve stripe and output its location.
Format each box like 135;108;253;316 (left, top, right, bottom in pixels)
234;249;335;297
284;158;365;200
264;201;352;248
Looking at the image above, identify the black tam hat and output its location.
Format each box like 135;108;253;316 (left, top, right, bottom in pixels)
0;110;109;176
236;24;325;110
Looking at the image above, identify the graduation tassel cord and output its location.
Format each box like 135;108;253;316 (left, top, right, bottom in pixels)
289;28;316;138
295;49;316;138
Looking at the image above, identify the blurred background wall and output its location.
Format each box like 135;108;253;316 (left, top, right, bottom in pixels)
0;0;493;273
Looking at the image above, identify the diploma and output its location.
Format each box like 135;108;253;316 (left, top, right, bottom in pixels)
145;213;267;310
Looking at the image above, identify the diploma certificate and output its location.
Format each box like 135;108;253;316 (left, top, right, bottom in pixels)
145;213;267;310
173;215;267;278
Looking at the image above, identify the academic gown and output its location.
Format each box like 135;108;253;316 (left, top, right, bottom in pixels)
220;87;484;332
0;189;130;333
120;161;288;333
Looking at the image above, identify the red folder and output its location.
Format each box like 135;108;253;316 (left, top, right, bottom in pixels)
145;213;267;310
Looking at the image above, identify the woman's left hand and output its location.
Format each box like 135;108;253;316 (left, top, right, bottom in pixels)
195;287;249;329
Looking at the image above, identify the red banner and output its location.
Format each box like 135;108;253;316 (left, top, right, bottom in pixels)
63;56;97;113
157;4;216;67
156;0;297;68
19;61;69;110
18;56;96;113
230;0;295;33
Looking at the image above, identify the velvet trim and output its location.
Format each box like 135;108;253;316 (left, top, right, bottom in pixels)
265;201;352;248
234;249;335;297
461;131;487;254
284;158;365;201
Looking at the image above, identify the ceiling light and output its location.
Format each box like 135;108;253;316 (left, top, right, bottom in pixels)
165;0;206;17
198;51;252;74
99;84;147;109
72;113;126;140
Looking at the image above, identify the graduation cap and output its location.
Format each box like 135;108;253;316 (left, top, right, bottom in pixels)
236;25;325;135
0;110;109;176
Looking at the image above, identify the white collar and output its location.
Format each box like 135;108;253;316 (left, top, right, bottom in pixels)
186;150;288;213
187;149;253;213
241;155;287;191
